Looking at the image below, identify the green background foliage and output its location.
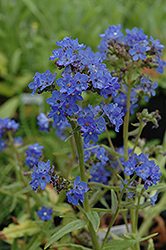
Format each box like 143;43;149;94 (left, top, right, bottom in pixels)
0;1;166;249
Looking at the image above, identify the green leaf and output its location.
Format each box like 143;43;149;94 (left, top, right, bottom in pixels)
0;96;19;118
10;48;22;74
147;239;155;250
103;233;158;250
101;144;124;157
111;190;118;214
50;243;92;250
44;220;87;249
86;211;100;232
103;238;136;250
49;243;92;250
25;234;43;250
11;239;19;250
2;220;40;240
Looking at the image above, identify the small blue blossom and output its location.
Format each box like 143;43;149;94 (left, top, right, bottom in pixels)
89;162;111;185
90;70;106;89
38;160;51;173
99;24;124;41
13;136;24;147
129;41;150;61
62;101;79;116
56;37;86;51
53;119;71;140
150;191;158;206
0;118;19;138
150;36;164;56
100;73;120;99
125;27;148;46
29;161;51;191
66;176;89;205
57;74;76;94
46;91;66;108
127;192;135;199
123;153;161;190
0;139;6;151
124;155;137;176
37;206;53;221
28;70;56;95
114;89;138;115
25;143;43;168
74;72;89;91
101;103;124;132
77;116;96;133
48;106;66;124
156;57;166;74
37;113;50;133
137;76;158;102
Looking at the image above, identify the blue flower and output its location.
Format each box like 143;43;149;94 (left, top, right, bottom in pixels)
156;57;166;74
46;91;66;108
129;41;150;61
29;161;51;191
90;70;106;89
74;72;89;91
37;206;53;221
25;143;43;168
89;162;111;185
57;74;76;94
57;48;77;67
48;106;66;124
56;37;86;51
100;73;120;99
123;153;161;190
138;76;158;102
0;139;6;151
125;27;148;46
101;103;124;132
124;155;137;176
0;118;19;138
99;24;124;41
28;70;56;95
77;116;96;133
37;113;50;133
38;160;50;173
150;36;164;56
66;176;89;205
150;191;158;206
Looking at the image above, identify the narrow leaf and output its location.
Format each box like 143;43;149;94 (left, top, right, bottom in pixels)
111;190;118;214
86;211;100;232
49;243;92;250
101;144;124;157
44;220;86;249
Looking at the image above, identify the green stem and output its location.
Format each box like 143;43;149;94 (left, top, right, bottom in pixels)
131;121;145;157
123;86;132;160
106;127;124;170
70;120;101;250
7;131;31;215
101;175;137;249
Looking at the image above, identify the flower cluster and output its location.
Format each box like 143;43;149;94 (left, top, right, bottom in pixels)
37;113;50;133
28;70;57;95
83;143;109;165
66;176;89;205
25;143;43;168
0;117;19;138
124;153;161;190
29;160;51;191
77;106;107;143
37;206;53;221
89;162;111;185
0;117;20;151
